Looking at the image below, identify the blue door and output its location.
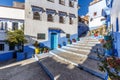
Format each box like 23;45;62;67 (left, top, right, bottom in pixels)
51;33;58;49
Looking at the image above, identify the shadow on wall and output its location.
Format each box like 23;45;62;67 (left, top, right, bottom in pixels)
78;22;89;38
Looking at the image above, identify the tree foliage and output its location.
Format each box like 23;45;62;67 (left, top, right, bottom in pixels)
7;30;26;52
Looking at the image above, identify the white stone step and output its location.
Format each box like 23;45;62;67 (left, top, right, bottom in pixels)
60;48;98;60
39;56;102;80
63;46;92;53
67;44;94;50
50;50;106;79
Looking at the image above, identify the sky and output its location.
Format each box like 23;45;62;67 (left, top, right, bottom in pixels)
0;0;24;6
78;0;93;16
0;0;93;16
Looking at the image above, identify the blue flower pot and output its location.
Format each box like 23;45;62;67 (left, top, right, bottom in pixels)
104;36;111;40
105;49;113;56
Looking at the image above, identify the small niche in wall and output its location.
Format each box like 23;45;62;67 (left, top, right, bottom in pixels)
37;33;46;39
66;34;70;38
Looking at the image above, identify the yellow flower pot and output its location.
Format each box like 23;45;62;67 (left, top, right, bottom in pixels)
35;48;40;54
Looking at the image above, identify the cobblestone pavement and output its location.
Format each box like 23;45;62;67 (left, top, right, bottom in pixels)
0;59;50;80
40;56;102;80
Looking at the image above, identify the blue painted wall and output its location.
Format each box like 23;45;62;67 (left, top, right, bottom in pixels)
38;33;78;49
113;32;120;57
0;52;13;62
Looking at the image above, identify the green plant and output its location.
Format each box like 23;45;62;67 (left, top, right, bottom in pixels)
7;30;26;52
98;54;120;79
103;41;112;50
67;39;71;44
33;41;39;48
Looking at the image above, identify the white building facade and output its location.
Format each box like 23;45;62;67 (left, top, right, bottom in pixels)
88;0;107;30
0;6;24;52
110;0;120;57
25;0;78;49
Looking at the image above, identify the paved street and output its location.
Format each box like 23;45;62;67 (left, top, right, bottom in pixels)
0;59;50;80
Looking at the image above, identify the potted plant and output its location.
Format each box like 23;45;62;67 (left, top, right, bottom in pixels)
77;37;80;41
33;41;39;48
72;38;76;42
103;40;113;56
43;47;47;53
63;41;66;46
35;47;40;54
98;55;120;80
58;44;61;48
46;47;50;53
67;39;72;44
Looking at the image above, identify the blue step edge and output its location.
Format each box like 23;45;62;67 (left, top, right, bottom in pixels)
77;64;106;80
38;61;54;80
34;55;54;80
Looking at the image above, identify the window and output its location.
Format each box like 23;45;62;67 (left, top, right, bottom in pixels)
69;1;74;7
47;14;53;22
47;0;54;2
69;18;73;24
0;44;4;51
0;22;4;30
59;16;65;23
94;12;97;16
12;22;18;30
33;12;40;20
59;0;65;5
5;22;7;30
37;33;45;39
66;34;70;38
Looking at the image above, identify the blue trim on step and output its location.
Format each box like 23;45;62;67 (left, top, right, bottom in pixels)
38;61;54;80
77;64;105;80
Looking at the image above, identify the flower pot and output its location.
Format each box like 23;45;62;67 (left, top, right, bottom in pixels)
63;42;66;46
105;49;113;56
35;48;40;54
58;44;61;48
104;36;111;40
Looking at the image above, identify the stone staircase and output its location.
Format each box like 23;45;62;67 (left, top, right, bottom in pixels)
37;37;106;80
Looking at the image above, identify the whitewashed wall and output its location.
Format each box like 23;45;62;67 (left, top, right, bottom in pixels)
88;0;106;28
25;0;78;42
0;6;24;52
111;0;120;32
0;6;24;20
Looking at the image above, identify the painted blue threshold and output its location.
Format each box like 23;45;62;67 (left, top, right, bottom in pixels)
77;64;105;80
38;61;54;80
